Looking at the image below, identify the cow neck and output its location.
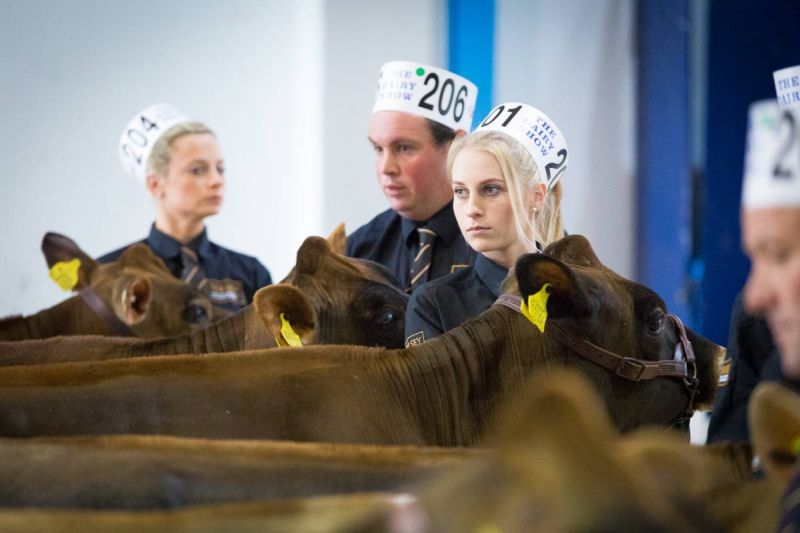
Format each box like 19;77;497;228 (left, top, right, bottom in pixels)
0;295;124;340
400;303;550;447
146;305;266;357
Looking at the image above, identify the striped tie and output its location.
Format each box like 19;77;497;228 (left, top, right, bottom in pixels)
180;246;208;291
408;226;437;291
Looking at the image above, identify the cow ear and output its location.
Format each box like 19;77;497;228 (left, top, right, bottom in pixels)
41;232;97;291
119;243;170;273
543;234;603;268
253;284;317;346
120;277;152;325
515;253;591;319
326;223;347;255
749;382;800;485
295;236;331;276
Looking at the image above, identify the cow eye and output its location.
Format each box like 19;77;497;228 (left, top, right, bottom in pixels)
647;312;665;334
375;308;399;327
183;303;209;324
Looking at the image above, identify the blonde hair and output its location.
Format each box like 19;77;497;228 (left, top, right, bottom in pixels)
146;122;214;176
447;130;565;251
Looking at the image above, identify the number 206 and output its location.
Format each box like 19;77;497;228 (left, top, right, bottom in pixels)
418;73;468;123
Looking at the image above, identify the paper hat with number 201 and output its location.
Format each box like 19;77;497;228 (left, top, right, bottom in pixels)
372;61;478;131
741;99;800;210
119;103;190;181
474;102;569;190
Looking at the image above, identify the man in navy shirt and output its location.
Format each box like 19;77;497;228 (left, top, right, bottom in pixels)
346;61;479;292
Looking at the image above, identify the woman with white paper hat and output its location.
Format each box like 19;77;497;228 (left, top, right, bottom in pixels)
99;103;272;312
404;102;568;346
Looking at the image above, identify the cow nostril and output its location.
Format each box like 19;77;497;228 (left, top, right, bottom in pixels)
183;303;209;324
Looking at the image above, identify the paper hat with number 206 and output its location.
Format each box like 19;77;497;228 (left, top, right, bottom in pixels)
741;99;800;209
372;61;478;131
119;103;190;181
474;102;569;190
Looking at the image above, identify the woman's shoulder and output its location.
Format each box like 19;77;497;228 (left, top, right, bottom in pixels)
410;266;477;303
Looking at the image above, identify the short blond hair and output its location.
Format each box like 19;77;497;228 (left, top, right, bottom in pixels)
146;122;214;176
447;130;565;251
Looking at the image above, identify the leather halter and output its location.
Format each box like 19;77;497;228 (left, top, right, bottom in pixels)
78;288;135;337
495;294;700;422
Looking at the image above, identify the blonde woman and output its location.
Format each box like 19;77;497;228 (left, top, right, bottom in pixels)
101;104;271;312
404;102;567;345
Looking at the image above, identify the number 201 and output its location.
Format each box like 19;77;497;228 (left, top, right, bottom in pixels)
419;73;468;123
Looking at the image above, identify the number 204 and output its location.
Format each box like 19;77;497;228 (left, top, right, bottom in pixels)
418;73;469;123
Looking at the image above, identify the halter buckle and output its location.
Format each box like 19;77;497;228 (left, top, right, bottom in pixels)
615;357;646;381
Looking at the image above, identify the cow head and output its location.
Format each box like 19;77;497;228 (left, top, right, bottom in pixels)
41;233;219;337
508;235;723;428
253;227;408;348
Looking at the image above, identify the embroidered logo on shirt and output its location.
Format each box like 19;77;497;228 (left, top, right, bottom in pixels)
405;331;425;347
204;279;246;306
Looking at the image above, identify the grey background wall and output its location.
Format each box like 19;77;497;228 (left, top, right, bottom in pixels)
0;0;634;317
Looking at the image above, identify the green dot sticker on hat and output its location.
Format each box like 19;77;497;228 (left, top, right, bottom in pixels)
372;60;478;131
48;259;81;292
475;102;569;191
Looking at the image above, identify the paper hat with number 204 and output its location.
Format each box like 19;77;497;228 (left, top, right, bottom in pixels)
741;100;800;210
118;103;190;181
474;102;569;190
372;61;478;131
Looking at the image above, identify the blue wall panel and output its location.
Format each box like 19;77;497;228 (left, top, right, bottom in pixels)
636;0;693;324
447;0;494;128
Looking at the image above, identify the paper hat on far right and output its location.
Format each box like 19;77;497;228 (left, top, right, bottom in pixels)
741;99;800;209
474;102;569;191
774;65;800;110
118;103;190;181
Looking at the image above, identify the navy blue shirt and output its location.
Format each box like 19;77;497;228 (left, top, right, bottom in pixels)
98;224;272;312
404;253;508;346
707;291;784;444
346;202;476;292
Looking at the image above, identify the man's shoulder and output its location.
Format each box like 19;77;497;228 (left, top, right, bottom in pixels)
346;209;401;255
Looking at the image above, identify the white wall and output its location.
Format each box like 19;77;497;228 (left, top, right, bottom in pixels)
495;0;635;277
0;0;633;318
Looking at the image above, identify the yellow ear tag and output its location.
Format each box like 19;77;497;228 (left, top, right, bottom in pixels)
48;259;81;292
520;283;551;333
791;436;800;457
279;313;303;347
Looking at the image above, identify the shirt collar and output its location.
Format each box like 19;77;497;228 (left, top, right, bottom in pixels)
474;254;509;298
400;201;461;246
146;224;211;259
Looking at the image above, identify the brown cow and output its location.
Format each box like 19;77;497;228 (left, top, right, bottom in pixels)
0;236;722;444
0;435;479;509
0;233;218;340
0;230;409;365
374;369;783;533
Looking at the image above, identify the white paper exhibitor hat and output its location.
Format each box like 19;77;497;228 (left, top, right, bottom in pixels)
474;102;569;190
741;99;800;210
372;61;478;131
774;65;800;110
118;103;190;181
